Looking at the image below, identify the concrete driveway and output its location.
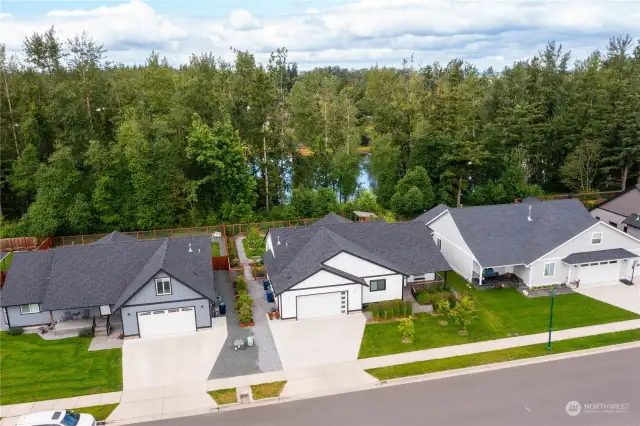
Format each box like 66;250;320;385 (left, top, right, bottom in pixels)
122;317;227;390
268;313;366;370
576;281;640;314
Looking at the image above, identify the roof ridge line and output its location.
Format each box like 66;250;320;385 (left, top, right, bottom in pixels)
545;199;596;221
278;227;328;277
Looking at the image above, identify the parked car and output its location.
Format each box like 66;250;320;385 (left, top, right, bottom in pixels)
17;410;96;426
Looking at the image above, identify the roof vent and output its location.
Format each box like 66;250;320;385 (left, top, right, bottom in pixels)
188;243;193;253
198;248;201;254
634;213;640;220
527;205;532;222
277;236;281;245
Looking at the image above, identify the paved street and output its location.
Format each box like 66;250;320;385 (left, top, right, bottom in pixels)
142;347;640;426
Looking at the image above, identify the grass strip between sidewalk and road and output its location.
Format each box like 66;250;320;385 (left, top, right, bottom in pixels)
250;381;287;400
76;404;119;421
208;388;238;405
366;329;640;381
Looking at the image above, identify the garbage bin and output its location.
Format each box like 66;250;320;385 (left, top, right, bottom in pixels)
219;302;226;315
266;291;274;303
263;280;270;290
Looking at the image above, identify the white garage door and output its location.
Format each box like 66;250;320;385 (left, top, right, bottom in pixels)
577;261;620;287
138;307;196;338
296;291;347;320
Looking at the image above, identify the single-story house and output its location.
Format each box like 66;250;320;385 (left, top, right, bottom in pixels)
0;232;216;338
262;216;451;320
590;183;640;238
414;199;640;289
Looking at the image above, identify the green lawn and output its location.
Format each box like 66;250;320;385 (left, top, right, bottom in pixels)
208;388;238;405
211;241;221;256
0;252;13;271
0;332;123;405
367;328;640;380
77;404;119;420
250;381;287;400
359;272;639;358
242;237;265;259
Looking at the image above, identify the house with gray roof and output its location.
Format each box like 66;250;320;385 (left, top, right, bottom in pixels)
262;215;450;320
1;232;217;338
414;199;640;289
590;183;640;239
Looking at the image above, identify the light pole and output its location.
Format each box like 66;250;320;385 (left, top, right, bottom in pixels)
547;287;556;350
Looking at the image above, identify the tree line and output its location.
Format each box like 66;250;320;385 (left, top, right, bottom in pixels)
1;28;639;237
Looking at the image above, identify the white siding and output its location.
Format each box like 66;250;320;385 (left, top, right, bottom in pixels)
280;283;362;319
323;252;394;277
428;212;474;254
428;212;476;280
362;274;403;304
290;270;354;290
437;237;475;280
529;260;565;287
514;265;530;285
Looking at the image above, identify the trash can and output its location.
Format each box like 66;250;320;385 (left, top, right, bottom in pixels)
219;302;226;315
266;291;274;303
263;280;270;290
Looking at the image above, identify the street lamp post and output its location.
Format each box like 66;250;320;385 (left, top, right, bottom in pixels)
547;288;556;350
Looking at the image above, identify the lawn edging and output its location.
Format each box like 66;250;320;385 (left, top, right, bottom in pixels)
366;329;640;382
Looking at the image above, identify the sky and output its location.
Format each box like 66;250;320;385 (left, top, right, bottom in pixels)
1;0;639;70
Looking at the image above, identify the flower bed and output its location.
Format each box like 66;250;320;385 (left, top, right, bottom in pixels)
234;276;253;326
367;300;413;322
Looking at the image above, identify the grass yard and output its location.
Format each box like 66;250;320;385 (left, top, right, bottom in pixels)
211;241;221;256
367;328;640;380
0;251;13;271
208;388;238;405
77;404;119;420
250;381;287;400
0;332;123;405
241;236;265;259
359;272;639;358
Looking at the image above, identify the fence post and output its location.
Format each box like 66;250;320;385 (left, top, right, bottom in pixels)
81;235;85;245
136;232;139;240
154;230;157;240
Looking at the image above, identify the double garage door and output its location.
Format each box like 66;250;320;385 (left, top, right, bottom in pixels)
296;291;348;320
576;260;620;287
137;307;196;338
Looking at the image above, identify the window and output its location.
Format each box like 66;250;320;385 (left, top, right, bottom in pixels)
20;303;40;314
609;221;618;228
609;260;618;264
370;279;386;292
591;232;603;245
543;262;555;277
580;264;589;267
436;237;442;250
155;278;172;296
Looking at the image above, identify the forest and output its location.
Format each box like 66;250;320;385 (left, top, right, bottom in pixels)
0;28;639;237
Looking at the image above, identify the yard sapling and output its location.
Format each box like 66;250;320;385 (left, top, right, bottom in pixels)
397;317;415;343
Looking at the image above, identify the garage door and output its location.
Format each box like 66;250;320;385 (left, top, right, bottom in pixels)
296;291;347;320
137;307;196;338
577;261;620;287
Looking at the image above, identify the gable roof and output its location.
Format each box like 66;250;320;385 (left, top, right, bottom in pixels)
1;236;215;310
94;231;137;245
562;248;638;265
413;204;449;225
263;221;450;295
312;213;352;226
443;200;597;267
591;184;640;214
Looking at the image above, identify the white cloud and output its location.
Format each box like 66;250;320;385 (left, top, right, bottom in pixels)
2;0;639;69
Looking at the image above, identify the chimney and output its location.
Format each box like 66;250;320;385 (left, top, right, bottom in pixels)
527;205;532;222
188;243;193;253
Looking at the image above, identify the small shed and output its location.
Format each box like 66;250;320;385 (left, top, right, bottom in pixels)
353;211;377;222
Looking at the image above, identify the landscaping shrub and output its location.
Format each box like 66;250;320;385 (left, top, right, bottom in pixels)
234;276;246;293
415;291;431;305
7;327;24;336
238;305;253;325
78;328;93;337
451;295;477;331
405;302;413;316
434;297;452;316
397;317;415;343
236;292;252;309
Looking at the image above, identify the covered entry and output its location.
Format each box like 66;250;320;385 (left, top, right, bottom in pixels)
296;291;347;320
563;248;638;288
137;306;196;338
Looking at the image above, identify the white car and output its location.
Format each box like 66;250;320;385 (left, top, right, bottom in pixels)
17;410;96;426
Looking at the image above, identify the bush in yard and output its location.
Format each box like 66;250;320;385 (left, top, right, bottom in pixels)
245;226;264;257
451;295;477;332
78;327;93;337
397;317;415;343
236;291;252;309
434;297;451;316
238;304;253;325
234;276;246;293
405;302;413;316
415;291;431;305
7;327;24;336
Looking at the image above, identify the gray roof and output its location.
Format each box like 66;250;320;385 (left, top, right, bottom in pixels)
1;236;215;310
445;200;597;267
94;231;137;244
562;248;638;265
622;214;640;229
263;221;451;295
312;213;352;226
413;204;449;224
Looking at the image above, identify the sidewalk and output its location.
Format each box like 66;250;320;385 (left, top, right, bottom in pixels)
2;318;639;425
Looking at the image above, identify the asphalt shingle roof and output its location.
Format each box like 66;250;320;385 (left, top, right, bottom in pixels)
622;214;640;229
263;221;450;295
562;248;638;265
1;236;215;310
413;204;449;224
445;200;597;267
311;213;352;226
94;231;137;244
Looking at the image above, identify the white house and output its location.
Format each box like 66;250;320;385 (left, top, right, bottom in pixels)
590;183;640;238
414;199;640;289
262;215;450;320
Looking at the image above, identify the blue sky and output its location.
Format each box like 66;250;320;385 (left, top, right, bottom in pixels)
1;0;638;69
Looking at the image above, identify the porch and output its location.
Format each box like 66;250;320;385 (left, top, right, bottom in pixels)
40;313;123;340
406;271;447;293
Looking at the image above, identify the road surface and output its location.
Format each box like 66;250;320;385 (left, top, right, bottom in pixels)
146;347;640;426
